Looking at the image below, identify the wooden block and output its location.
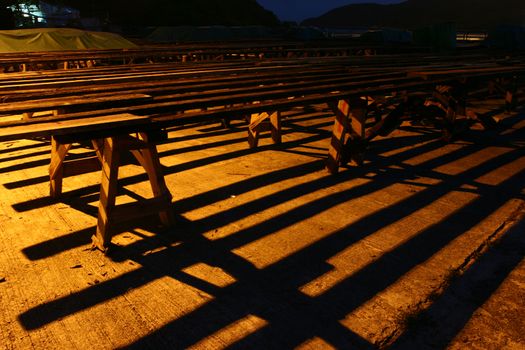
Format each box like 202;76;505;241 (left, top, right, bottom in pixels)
0;113;149;142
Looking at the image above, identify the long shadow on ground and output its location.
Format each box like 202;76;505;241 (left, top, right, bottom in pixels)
15;118;525;348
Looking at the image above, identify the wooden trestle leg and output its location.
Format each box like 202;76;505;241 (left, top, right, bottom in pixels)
270;110;282;144
129;132;175;227
92;136;121;252
504;77;518;113
91;131;174;252
247;111;281;148
326;100;350;174
49;136;72;198
326;98;368;174
431;77;518;139
47;131;174;253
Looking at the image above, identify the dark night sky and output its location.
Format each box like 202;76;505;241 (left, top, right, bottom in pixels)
257;0;403;22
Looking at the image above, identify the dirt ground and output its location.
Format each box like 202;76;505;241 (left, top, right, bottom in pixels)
0;106;524;349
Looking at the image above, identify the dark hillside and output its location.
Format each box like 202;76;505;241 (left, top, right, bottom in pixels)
303;0;525;30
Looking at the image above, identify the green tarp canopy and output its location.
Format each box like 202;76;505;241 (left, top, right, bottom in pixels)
0;28;137;53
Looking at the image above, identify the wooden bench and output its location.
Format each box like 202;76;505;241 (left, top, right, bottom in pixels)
0;93;171;252
0;93;152;120
0;42;432;72
0;57;523;251
0;112;173;252
2;61;522;169
407;66;524;139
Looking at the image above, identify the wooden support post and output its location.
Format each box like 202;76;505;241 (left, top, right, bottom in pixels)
247;111;280;148
92;137;121;252
220;105;234;129
90;131;174;252
346;99;368;166
221;118;231;129
130;132;175;226
248;113;262;148
22;112;34;120
432;84;466;141
91;139;104;162
442;105;457;142
505;77;517;113
467;77;516;128
270;111;282;144
326;100;351;174
350;103;366;139
326;98;368;174
47;130;173;253
505;90;514;112
487;77;517;114
53;108;65;117
49;137;72;198
365;101;406;140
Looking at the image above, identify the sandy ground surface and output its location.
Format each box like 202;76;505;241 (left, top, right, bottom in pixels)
0;106;524;349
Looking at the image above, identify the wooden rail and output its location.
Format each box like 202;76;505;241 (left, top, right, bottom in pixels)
0;41;434;72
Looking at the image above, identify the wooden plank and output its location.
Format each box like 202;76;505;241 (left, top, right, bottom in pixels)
0;113;150;141
0;70;397;105
0;93;152;115
110;193;173;225
0;63;337;91
131;133;174;227
0;55;521;167
407;66;525;80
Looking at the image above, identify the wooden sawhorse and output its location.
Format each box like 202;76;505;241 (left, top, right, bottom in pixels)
49;129;175;252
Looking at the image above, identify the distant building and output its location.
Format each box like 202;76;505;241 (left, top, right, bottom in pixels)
8;1;80;28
